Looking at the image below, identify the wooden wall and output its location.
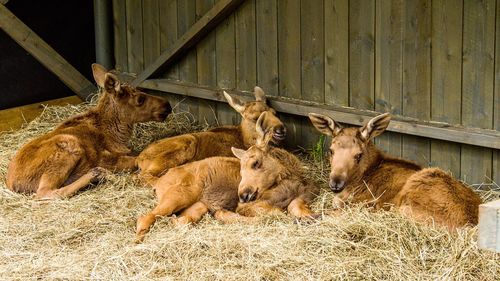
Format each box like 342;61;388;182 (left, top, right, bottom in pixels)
112;0;500;185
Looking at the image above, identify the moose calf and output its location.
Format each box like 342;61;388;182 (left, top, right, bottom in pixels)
6;63;171;199
309;112;482;230
136;112;316;242
136;86;286;185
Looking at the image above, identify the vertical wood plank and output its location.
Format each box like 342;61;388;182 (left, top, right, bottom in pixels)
324;0;348;106
402;0;431;167
349;0;375;110
494;0;500;185
430;0;463;177
112;0;128;71
159;0;179;80
461;0;495;184
177;0;199;116
256;0;278;95
235;0;257;91
301;0;324;149
196;0;217;126
216;1;237;125
278;0;301;149
278;0;301;100
142;0;160;66
374;0;403;157
125;0;144;73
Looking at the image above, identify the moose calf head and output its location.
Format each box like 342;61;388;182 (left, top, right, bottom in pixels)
223;86;286;144
92;63;172;123
308;112;391;193
231;112;285;203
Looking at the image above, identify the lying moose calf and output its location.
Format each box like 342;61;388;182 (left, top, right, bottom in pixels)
6;63;171;199
309;112;482;230
136;112;318;242
136;86;286;185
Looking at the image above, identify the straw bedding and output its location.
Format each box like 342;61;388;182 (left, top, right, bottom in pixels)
1;98;499;280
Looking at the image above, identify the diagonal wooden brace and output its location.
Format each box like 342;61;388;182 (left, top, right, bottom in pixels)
0;4;96;99
131;0;245;87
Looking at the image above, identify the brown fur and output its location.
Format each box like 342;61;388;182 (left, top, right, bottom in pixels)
135;156;244;242
136;87;286;185
6;64;171;199
309;112;482;230
135;112;313;242
232;112;319;219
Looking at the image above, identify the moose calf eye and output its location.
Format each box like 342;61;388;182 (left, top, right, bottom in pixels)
136;95;145;106
354;153;363;163
251;160;261;170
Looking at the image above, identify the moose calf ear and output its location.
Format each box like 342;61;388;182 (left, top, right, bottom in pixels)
92;63;108;88
103;73;121;95
231;147;246;159
308;113;341;136
254;86;266;102
223;91;245;114
255;112;273;149
360;113;391;141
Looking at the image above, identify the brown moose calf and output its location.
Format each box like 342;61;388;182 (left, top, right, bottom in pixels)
136;86;286;185
6;64;171;199
309;112;482;230
231;111;319;219
135;112;316;242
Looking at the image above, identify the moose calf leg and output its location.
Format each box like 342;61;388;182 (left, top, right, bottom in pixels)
136;193;197;242
214;209;258;224
287;198;316;218
115;155;137;172
172;201;209;226
36;167;109;199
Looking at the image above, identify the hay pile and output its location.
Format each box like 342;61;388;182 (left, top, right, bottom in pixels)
1;99;499;280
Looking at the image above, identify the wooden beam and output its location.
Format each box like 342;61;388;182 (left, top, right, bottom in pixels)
478;200;500;253
131;0;245;87
140;79;500;150
0;96;82;133
0;4;96;99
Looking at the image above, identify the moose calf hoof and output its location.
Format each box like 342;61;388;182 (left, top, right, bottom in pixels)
171;216;191;227
89;167;111;183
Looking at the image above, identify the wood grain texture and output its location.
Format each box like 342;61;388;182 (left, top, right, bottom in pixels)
278;0;302;149
132;0;244;86
143;0;160;66
0;96;82;133
402;0;431;167
461;0;495;184
430;0;462;177
125;0;144;73
324;0;348;106
300;0;324;149
256;0;278;95
215;0;238;126
196;0;217;125
235;0;256;91
177;0;199;115
141;79;500;150
112;0;128;72
374;0;403;157
493;0;500;185
159;0;179;80
349;0;375;110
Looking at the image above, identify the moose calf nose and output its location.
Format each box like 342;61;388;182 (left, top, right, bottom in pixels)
273;125;287;141
239;187;257;203
329;177;345;193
